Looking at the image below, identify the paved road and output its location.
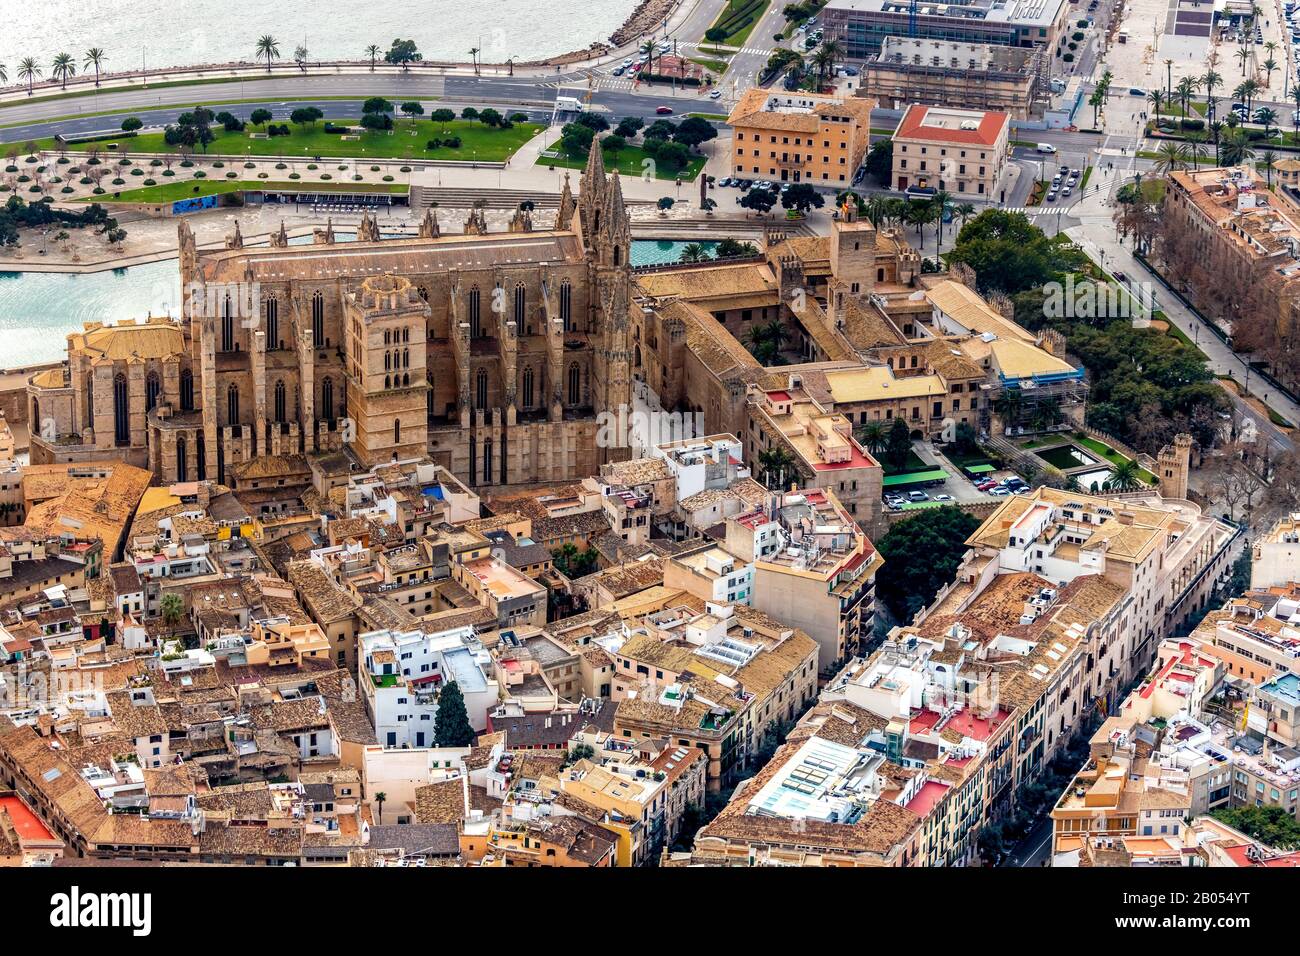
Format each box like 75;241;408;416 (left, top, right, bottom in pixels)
1007;816;1054;868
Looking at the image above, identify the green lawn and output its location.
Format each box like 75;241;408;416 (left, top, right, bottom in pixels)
705;0;771;47
538;144;705;181
88;178;408;203
689;57;731;75
8;119;541;163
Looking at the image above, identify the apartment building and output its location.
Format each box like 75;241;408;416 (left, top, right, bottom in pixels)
965;486;1238;678
1252;513;1300;589
727;89;875;185
1195;592;1300;684
360;626;500;747
724;488;881;672
891;104;1011;200
611;602;820;791
746;388;883;526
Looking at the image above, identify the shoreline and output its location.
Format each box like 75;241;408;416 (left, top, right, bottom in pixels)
0;1;686;104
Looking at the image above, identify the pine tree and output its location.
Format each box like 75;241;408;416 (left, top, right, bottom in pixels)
433;680;475;747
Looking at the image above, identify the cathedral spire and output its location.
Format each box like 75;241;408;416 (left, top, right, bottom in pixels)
556;173;576;231
357;209;380;243
270;220;289;247
225;220;243;249
419;207;440;239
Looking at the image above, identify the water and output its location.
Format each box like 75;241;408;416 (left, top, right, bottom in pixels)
0;0;636;74
0;238;702;367
630;240;721;267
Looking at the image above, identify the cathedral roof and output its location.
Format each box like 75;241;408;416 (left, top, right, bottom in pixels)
68;318;185;364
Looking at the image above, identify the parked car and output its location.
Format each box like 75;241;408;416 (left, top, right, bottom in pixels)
1036;142;1058;153
976;479;999;491
709;89;722;99
934;493;953;502
907;490;930;502
989;486;1011;496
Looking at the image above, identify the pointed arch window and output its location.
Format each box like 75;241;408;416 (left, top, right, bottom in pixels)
321;377;334;420
221;294;234;352
523;366;535;409
567;363;581;406
427;375;436;422
227;383;240;425
176;435;188;483
145;371;161;412
312;291;325;348
266;296;279;350
469;287;481;338
476;368;488;410
483;437;493;483
274;380;286;423
113;374;130;445
514;284;526;327
560;280;573;331
394;419;402;446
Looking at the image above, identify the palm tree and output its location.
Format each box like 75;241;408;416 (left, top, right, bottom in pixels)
855;420;887;456
1241;79;1260;114
1185;130;1208;168
1104;460;1142;492
758;447;796;490
1220;128;1256;167
932;188;952;246
1236;46;1251;76
864;194;890;227
1257;107;1277;140
1088;87;1106;127
17;57;41;95
160;592;183;628
1147;89;1164;125
365;44;380;72
51;52;75;90
375;791;386;824
956;202;976;229
679;242;710;263
82;48;106;86
1261;148;1278;186
639;40;656;80
1152;141;1188;176
1175;76;1195;116
255;35;280;73
469;46;481;76
1264;57;1278;87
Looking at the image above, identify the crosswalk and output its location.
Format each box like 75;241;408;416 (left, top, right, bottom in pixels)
1002;206;1056;215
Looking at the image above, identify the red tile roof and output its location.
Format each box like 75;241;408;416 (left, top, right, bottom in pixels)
895;105;1009;147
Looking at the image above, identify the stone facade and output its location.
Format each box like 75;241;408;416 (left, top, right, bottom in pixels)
31;142;634;496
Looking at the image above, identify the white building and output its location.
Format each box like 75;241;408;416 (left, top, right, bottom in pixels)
360;626;499;748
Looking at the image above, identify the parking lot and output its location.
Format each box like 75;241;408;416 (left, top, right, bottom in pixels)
881;441;1033;513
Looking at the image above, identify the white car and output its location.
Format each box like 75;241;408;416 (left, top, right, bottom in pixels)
709;89;722;99
1036;143;1058;154
934;494;953;502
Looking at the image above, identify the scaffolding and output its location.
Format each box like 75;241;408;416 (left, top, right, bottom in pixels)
862;38;1050;118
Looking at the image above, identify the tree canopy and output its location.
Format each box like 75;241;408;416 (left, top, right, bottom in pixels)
433;680;475;747
875;507;981;621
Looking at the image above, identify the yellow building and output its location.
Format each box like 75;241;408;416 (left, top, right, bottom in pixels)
727;89;875;186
